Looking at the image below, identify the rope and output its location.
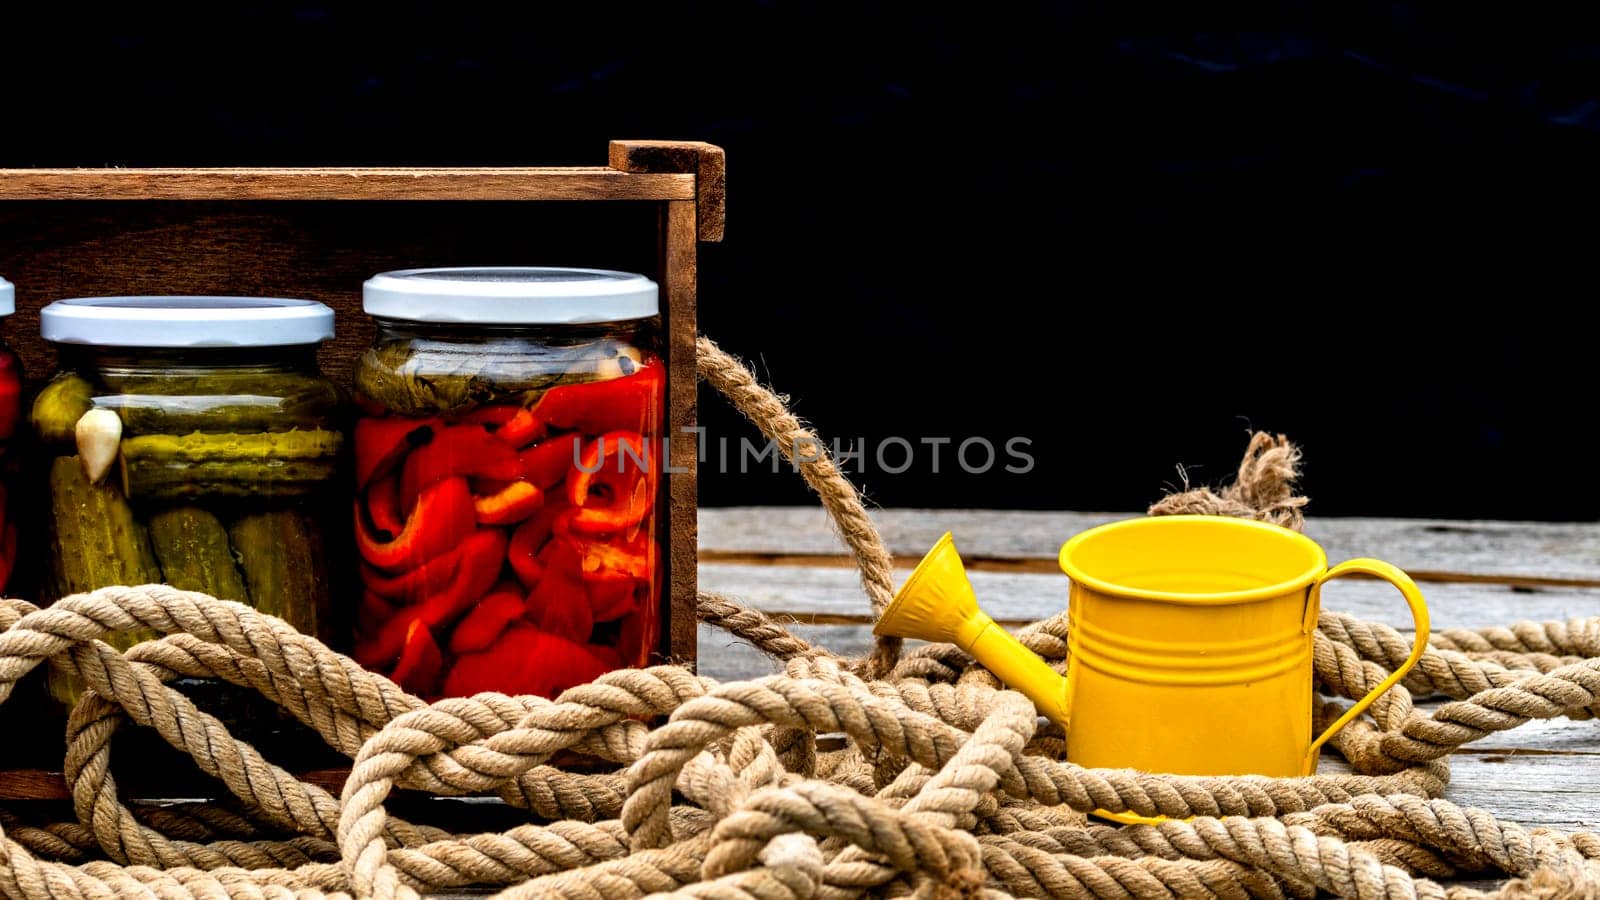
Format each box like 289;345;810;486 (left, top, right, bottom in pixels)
0;339;1589;899
694;338;901;678
1147;432;1309;530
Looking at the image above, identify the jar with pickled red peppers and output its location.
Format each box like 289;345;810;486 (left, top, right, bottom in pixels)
0;278;20;591
353;267;664;699
35;297;344;705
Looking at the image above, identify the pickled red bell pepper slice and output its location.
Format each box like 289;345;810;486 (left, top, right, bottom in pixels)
508;532;544;590
355;417;438;489
496;408;545;448
588;643;625;671
456;405;518;428
361;541;463;603
354;527;507;667
365;473;406;537
518;433;584;489
618;609;651;665
0;523;16;594
581;534;651;582
0;353;21;441
582;576;635;624
391;619;444;696
474;481;543;526
469;432;580;495
448;585;528;655
578;533;652;621
399;424;522;509
507;495;569;589
358;590;397;636
565;431;655;536
443;623;615;698
524;539;593;641
531;361;662;436
528;581;593;643
354;394;389;418
355;476;476;571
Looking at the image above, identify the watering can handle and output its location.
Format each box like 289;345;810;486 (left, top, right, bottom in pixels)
1303;558;1430;770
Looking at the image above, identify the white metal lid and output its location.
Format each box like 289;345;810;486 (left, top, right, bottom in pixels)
40;297;335;347
363;267;659;324
0;278;12;317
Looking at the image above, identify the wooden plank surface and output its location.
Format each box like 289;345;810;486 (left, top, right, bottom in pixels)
697;507;1600;835
701;507;1600;585
0;168;696;201
699;564;1594;631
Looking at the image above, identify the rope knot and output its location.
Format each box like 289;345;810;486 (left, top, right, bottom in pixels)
1148;431;1309;530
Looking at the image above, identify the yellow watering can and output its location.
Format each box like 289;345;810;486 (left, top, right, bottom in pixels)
875;516;1429;804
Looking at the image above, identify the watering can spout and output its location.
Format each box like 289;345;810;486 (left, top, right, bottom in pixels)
874;533;1071;726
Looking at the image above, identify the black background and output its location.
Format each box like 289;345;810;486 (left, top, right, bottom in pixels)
2;3;1596;519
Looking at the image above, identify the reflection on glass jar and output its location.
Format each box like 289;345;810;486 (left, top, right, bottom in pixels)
35;297;343;706
0;279;19;591
353;268;664;699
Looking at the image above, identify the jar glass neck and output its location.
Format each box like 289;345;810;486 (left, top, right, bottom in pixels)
57;345;323;373
371;317;652;344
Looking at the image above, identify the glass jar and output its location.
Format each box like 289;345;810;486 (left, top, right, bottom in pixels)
35;297;343;705
0;279;19;591
353;268;664;699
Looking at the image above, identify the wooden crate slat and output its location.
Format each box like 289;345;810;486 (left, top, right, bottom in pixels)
609;141;726;241
663;199;700;664
0;168;696;202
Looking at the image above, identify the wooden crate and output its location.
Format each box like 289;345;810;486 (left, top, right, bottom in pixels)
0;141;724;798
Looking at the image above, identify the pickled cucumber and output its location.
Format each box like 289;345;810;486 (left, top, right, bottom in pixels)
148;507;250;602
228;511;327;637
122;459;340;499
32;374;95;446
119;429;342;499
111;378;342;435
49;456;163;594
98;370;336;398
47;455;163;705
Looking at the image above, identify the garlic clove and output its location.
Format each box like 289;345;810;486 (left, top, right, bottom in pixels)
593;344;645;380
75;408;123;485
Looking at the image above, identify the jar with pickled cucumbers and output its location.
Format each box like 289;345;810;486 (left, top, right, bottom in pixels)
34;297;343;705
0;279;20;591
353;268;664;699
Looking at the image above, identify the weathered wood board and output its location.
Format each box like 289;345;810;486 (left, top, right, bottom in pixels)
698;564;1599;630
701;507;1600;585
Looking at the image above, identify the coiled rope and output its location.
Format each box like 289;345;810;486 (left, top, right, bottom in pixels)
0;338;1592;899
